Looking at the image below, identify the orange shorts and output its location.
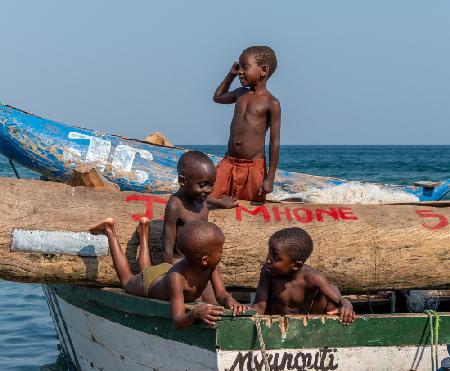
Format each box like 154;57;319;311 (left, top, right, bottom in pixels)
212;155;267;202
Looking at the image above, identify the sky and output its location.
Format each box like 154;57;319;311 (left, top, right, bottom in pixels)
1;1;450;145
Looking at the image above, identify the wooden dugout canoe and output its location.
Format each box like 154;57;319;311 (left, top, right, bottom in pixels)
44;284;450;371
2;177;450;291
1;103;449;203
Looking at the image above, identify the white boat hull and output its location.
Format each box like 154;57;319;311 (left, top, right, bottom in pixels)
43;285;450;371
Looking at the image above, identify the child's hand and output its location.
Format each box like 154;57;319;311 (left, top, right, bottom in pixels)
258;176;274;196
229;62;239;76
217;196;239;209
226;297;249;316
192;304;224;326
326;301;356;325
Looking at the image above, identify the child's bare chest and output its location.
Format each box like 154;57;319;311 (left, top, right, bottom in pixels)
235;94;269;119
177;206;208;225
270;279;314;312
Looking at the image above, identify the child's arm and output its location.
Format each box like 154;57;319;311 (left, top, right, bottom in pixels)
210;267;248;315
309;273;355;325
207;195;239;209
213;62;243;104
259;99;281;196
168;272;224;329
162;200;178;263
252;266;270;314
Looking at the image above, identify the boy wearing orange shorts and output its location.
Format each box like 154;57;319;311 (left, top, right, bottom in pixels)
210;46;281;204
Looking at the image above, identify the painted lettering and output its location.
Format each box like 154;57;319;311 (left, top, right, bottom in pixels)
272;207;293;222
65;132;153;182
125;195;167;221
228;348;338;371
293;208;313;224
236;206;357;224
316;208;339;222
416;210;449;230
337;207;358;220
236;205;271;223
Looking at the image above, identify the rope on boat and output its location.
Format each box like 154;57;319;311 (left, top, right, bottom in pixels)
8;158;20;179
254;313;270;371
390;291;396;313
366;290;373;314
425;310;440;371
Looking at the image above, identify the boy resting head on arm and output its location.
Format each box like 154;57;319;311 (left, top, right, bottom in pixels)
253;227;355;325
90;218;247;329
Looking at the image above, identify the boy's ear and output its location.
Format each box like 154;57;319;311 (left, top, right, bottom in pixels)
260;64;269;78
178;175;186;188
292;260;303;271
201;255;209;266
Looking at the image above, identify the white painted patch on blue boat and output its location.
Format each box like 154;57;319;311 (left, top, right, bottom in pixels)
111;145;153;172
11;229;109;257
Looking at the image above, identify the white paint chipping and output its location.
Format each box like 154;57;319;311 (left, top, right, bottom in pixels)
12;229;109;257
64;131;153;182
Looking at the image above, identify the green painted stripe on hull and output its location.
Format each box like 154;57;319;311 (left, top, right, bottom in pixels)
47;284;218;351
47;284;450;351
216;314;450;350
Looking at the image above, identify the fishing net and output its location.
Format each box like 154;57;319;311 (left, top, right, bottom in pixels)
403;290;440;313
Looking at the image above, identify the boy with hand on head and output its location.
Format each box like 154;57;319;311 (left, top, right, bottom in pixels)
90;218;247;329
210;45;281;204
253;228;356;325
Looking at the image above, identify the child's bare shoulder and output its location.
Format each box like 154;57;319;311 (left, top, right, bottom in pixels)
266;91;280;107
167;193;185;210
301;265;328;283
165;194;183;218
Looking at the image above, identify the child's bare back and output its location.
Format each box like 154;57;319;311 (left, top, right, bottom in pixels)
90;218;247;329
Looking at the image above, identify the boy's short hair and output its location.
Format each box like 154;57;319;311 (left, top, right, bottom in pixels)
242;46;277;77
177;221;225;258
270;227;313;262
177;150;214;176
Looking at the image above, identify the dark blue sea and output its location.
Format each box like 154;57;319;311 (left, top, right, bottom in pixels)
1;145;450;370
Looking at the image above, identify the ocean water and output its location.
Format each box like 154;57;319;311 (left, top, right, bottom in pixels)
0;145;450;370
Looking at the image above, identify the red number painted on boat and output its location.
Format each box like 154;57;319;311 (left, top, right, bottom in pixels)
416;210;449;230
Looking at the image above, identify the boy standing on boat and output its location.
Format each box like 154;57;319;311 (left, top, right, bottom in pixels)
210;45;281;203
253;227;356;324
90;218;247;329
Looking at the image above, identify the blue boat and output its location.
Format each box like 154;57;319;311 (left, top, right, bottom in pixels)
0;103;449;203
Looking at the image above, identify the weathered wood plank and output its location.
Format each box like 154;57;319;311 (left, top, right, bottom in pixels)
1;177;450;291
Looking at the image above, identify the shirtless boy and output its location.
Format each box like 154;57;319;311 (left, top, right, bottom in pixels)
253;228;356;325
163;150;236;264
211;45;281;202
90;218;246;329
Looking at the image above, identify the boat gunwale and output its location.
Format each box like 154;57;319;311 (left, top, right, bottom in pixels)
46;284;450;351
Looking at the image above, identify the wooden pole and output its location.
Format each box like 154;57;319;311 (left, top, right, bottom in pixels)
1;177;450;292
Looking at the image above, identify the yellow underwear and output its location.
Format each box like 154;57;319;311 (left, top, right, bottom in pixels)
142;263;172;297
